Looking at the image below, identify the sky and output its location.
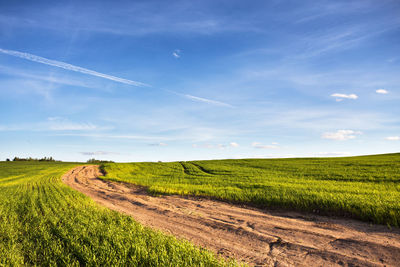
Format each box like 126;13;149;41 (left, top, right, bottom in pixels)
0;0;399;162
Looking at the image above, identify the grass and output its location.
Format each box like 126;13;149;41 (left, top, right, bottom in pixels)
0;161;233;266
102;153;400;227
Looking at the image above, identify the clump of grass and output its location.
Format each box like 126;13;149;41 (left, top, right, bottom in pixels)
0;161;233;266
102;153;400;226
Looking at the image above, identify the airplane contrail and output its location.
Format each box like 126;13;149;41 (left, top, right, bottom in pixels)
183;94;233;107
0;47;233;107
0;48;149;87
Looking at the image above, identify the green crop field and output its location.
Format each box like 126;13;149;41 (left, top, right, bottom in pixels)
1;154;399;266
0;161;231;266
103;153;400;227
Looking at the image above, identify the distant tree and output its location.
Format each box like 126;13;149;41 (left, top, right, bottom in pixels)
12;156;57;162
6;158;10;161
87;158;96;163
87;158;114;163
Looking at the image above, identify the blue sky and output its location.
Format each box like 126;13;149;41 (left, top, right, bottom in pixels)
0;0;399;162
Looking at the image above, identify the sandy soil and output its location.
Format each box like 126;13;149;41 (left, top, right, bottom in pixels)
62;165;400;267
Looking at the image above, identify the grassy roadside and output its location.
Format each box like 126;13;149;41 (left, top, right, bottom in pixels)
102;153;400;226
0;161;233;266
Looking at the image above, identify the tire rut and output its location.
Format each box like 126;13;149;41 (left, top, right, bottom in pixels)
62;165;400;267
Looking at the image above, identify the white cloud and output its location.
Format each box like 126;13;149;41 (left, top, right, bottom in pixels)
46;117;101;131
252;142;279;149
230;142;239;147
47;117;63;121
56;133;169;141
331;93;358;101
192;144;215;149
316;152;351;157
80;151;119;156
385;136;400;141
322;130;362;140
376;89;388;94
148;142;168;146
192;142;238;149
0;118;106;132
49;122;98;131
172;49;181;58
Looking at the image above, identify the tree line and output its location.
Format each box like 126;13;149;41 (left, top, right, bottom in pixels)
7;157;57;162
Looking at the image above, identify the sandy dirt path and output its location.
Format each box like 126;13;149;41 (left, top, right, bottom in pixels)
62;165;400;267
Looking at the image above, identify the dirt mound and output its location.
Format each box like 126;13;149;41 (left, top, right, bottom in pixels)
63;165;400;266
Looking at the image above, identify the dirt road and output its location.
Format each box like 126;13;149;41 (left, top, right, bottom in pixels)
62;165;400;266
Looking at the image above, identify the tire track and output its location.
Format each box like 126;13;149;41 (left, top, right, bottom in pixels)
62;165;400;267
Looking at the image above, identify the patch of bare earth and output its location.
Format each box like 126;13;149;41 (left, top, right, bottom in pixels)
62;165;400;267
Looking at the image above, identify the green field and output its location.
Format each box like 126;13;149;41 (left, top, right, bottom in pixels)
103;153;400;226
0;161;231;266
1;154;399;265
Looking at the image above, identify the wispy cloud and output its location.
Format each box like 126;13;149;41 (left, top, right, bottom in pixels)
80;151;119;156
0;64;96;89
172;49;181;58
183;94;233;107
192;142;239;149
229;142;239;147
331;93;358;101
192;143;215;149
291;13;400;60
0;48;149;87
0;79;55;100
315;152;351;157
0;125;23;131
49;122;98;131
385;136;400;141
0;3;262;36
0;48;232;107
46;117;106;131
376;89;388;94
148;142;168;146
322;130;362;141
294;1;374;24
252;142;279;149
55;133;169;141
0;118;108;132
